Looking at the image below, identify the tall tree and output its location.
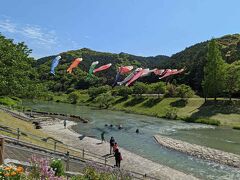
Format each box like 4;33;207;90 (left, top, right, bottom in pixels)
202;39;226;101
225;61;240;101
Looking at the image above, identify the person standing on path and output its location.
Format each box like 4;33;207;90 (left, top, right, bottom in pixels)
110;137;115;154
114;149;122;168
64;120;67;129
113;142;119;154
101;131;105;143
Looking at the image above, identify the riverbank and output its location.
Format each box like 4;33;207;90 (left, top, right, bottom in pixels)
154;135;240;168
41;119;198;180
53;93;240;128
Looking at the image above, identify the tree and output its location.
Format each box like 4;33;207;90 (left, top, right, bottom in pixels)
202;39;226;101
165;83;177;97
112;86;132;98
132;82;148;96
88;85;111;99
95;92;114;108
225;61;240;100
67;92;79;104
176;84;195;100
150;82;166;97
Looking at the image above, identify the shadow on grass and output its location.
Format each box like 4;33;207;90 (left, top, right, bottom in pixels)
170;99;188;108
190;100;240;119
113;97;128;105
142;98;162;108
124;96;146;107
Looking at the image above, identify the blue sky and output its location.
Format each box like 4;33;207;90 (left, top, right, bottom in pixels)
0;0;239;58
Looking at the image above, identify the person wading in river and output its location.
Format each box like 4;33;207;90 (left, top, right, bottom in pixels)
64;120;67;129
110;137;115;154
101;131;105;143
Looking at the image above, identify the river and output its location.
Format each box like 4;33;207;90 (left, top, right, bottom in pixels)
23;100;240;180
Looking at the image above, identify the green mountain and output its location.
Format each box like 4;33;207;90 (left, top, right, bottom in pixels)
36;48;170;92
165;34;240;92
36;34;240;94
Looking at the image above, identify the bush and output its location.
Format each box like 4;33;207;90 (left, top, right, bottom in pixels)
71;165;132;180
88;85;111;99
165;107;178;119
132;82;148;96
112;86;132;98
176;84;195;99
50;158;65;176
149;82;166;96
182;117;220;126
165;83;177;97
67;92;79;104
95;92;114;109
233;126;240;130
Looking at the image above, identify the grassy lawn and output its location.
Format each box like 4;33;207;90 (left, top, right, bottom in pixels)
41;93;240;128
0;110;80;154
72;93;240;128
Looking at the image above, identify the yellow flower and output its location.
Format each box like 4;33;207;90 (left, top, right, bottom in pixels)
4;167;11;171
16;166;24;173
4;173;10;176
11;171;17;176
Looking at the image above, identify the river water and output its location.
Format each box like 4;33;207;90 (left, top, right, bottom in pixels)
23;100;240;180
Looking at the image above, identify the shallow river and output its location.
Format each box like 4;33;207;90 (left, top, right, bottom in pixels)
23;100;240;180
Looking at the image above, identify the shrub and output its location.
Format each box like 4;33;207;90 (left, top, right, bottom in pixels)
165;83;177;97
0;164;25;179
88;85;111;99
176;84;195;99
112;86;132;98
50;158;65;176
95;92;114;109
132;82;148;96
182;117;220;126
149;82;166;97
67;92;79;104
71;164;132;180
233;126;240;130
165;107;178;119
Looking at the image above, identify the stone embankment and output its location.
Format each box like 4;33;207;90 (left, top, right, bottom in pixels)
154;135;240;168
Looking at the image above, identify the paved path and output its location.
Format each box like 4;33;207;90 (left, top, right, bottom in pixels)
41;120;198;180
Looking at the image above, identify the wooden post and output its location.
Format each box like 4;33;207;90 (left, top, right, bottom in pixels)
66;151;70;171
82;149;85;160
0;137;4;164
104;156;107;166
17;128;20;141
54;141;57;152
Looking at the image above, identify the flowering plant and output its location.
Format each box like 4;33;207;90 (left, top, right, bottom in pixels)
27;155;63;180
0;164;25;180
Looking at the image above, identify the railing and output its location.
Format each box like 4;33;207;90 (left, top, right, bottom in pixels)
0;124;161;180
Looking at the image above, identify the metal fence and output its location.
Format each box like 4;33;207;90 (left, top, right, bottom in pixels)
0;123;161;180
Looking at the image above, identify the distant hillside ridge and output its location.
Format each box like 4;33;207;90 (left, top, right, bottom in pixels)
36;34;240;93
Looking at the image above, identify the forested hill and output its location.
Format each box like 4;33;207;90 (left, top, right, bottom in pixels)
36;34;240;93
164;34;240;91
36;48;170;91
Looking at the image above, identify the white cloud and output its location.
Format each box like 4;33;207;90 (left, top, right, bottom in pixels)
0;19;57;46
0;19;16;33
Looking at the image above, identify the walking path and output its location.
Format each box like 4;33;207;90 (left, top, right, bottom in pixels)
41;120;198;180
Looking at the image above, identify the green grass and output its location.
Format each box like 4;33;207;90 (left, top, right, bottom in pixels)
0;110;83;155
75;94;240;128
0;96;21;106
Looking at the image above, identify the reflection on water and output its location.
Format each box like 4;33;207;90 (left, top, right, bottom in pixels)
23;100;240;180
